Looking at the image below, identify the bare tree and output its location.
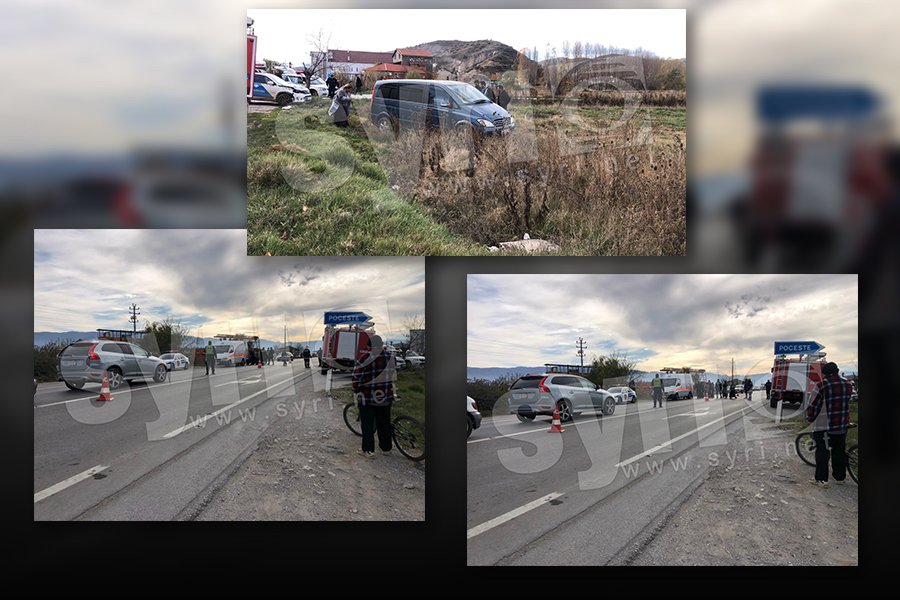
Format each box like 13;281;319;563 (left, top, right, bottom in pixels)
573;40;583;59
402;313;425;332
305;28;333;86
561;40;571;59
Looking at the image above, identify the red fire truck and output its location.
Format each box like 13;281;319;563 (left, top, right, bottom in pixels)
320;322;375;375
769;352;827;409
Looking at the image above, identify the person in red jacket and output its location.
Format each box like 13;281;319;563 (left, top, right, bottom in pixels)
805;362;853;487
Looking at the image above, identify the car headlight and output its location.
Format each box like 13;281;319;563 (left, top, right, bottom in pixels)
509;116;515;125
477;118;494;128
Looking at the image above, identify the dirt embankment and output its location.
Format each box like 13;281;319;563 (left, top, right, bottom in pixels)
195;391;424;521
631;420;857;566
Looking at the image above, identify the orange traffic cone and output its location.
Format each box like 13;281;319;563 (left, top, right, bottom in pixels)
97;371;114;402
548;407;565;433
257;357;263;368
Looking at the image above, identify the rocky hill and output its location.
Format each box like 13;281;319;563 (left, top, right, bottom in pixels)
411;39;541;84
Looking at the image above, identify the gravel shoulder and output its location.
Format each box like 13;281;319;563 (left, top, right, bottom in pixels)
630;413;858;565
194;386;425;521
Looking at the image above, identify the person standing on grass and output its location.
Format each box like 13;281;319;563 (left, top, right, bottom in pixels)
352;335;396;459
331;83;353;128
355;74;363;93
204;341;216;376
806;362;853;487
326;73;338;98
651;373;663;408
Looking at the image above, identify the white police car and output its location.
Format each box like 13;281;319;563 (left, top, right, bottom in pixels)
251;72;309;106
159;352;191;371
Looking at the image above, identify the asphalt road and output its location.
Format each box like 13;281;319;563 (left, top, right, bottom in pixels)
34;363;348;520
467;395;771;565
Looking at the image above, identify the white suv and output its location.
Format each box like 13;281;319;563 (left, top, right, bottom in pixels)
507;373;616;423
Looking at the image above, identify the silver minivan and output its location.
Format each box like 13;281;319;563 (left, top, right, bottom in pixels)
57;340;168;391
507;373;616;423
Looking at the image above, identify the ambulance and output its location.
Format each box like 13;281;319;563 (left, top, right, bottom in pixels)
769;352;827;409
661;372;695;400
213;334;262;367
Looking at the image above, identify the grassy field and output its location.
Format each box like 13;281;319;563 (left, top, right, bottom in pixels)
247;95;686;255
330;366;426;426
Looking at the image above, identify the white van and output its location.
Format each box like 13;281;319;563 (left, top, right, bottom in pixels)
214;340;250;366
661;373;694;400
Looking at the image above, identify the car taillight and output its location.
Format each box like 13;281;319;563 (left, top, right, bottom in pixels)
538;377;550;393
87;344;100;361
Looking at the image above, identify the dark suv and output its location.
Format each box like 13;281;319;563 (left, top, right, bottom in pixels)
57;340;168;391
370;80;515;136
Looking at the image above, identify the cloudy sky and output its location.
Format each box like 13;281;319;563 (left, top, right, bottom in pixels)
249;8;686;64
467;274;858;375
34;230;424;344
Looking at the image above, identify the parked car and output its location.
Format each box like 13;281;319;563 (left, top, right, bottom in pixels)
251;72;308;106
467;395;482;438
394;354;407;369
159;352;190;371
506;373;616;423
404;351;425;367
57;340;168;391
370;80;516;137
608;386;637;404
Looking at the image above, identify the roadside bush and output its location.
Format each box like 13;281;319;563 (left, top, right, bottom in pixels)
34;341;68;382
466;375;519;416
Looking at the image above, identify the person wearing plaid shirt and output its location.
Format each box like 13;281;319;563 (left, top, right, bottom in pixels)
352;334;396;458
805;362;852;486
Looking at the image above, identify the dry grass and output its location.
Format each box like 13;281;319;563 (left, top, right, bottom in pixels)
368;114;685;255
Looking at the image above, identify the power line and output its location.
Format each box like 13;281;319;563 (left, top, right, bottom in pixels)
576;337;587;367
129;303;141;334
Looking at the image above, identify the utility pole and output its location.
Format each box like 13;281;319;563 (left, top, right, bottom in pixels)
576;337;587;367
129;303;141;335
731;357;734;384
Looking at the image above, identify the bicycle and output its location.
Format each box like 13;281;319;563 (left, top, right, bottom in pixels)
795;423;857;483
343;398;425;462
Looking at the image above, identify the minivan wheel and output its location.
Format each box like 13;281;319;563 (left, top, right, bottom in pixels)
557;399;573;422
64;380;84;391
106;368;124;390
516;413;535;423
376;114;394;135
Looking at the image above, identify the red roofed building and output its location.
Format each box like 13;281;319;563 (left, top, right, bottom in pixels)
392;48;434;69
364;62;426;79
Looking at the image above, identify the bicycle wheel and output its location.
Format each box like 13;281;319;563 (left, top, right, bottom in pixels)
343;403;362;437
392;415;425;462
846;444;858;484
795;432;817;466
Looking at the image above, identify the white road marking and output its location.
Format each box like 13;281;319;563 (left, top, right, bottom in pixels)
467;492;564;540
615;403;755;468
34;465;109;503
162;371;307;439
467;437;492;444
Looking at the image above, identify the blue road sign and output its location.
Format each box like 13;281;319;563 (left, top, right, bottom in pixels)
774;341;824;354
324;311;372;325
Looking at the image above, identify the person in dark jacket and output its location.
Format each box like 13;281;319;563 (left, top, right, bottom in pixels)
332;84;353;127
302;346;312;368
806;362;853;486
496;84;510;109
352;335;396;458
484;83;496;103
326;74;338;98
765;379;772;400
355;75;363;93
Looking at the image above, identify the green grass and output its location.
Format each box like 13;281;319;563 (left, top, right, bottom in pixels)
247;103;485;255
248;98;686;255
331;367;425;425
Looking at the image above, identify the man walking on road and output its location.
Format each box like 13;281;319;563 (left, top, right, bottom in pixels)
204;340;216;375
302;346;311;368
651;373;664;408
805;362;853;487
352;334;396;458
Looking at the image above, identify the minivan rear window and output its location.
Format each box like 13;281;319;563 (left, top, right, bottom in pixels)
61;342;93;356
510;376;543;389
